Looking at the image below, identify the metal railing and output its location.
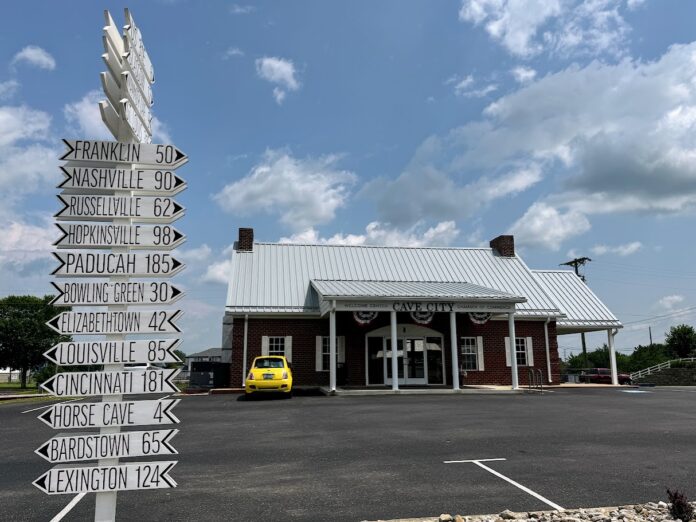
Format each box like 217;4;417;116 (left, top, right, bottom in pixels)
527;368;544;394
630;357;696;380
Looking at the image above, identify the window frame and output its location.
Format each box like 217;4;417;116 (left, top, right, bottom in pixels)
515;337;528;367
268;336;286;357
460;336;479;371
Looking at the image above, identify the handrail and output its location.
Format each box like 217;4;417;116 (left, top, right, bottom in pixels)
630;357;696;380
527;368;544;394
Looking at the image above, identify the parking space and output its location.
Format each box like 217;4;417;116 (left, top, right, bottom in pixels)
1;388;695;521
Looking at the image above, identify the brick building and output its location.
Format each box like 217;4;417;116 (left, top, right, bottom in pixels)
221;228;622;391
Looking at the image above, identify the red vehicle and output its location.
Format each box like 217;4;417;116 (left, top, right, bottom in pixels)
580;368;632;385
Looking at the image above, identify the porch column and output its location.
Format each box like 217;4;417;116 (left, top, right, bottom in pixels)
450;311;459;390
608;329;618;385
508;312;519;390
390;310;398;391
329;306;337;392
544;318;552;383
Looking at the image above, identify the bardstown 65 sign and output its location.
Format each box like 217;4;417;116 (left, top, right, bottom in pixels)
38;9;186;520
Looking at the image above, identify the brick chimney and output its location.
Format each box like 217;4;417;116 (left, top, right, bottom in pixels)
237;228;254;252
489;235;515;257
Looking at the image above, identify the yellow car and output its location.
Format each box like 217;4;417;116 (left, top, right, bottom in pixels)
245;356;293;396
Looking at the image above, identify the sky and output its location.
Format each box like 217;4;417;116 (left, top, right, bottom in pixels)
2;0;696;356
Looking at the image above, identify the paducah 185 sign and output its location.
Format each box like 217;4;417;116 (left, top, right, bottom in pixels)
44;339;182;366
52;252;184;278
33;461;177;495
38;399;181;429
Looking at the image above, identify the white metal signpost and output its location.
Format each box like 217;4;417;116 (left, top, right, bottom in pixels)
38;10;185;520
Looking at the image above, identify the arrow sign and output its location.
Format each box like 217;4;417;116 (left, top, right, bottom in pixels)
124;8;155;84
46;310;183;335
33;461;177;495
61;140;187;168
50;281;183;306
59;165;186;195
54;223;185;250
35;429;178;464
44;340;182;366
56;195;184;223
52;252;184;278
38;399;180;429
40;368;180;397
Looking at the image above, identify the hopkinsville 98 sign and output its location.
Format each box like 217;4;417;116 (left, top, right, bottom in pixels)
54;223;185;250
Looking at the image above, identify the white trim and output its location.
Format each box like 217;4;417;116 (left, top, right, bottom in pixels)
526;337;534;367
504;337;511;367
450;311;459;390
476;336;484;371
330;308;337;391
261;336;269;356
285;335;292;362
242;314;249;386
316;336;323;371
544;318;552;383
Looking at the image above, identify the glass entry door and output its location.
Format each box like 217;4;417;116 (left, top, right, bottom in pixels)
384;337;427;385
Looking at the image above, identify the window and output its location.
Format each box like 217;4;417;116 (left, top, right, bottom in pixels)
255;357;284;368
268;337;285;356
321;336;331;371
460;337;478;370
515;338;527;366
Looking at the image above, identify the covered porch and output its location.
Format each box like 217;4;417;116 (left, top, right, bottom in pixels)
311;279;530;392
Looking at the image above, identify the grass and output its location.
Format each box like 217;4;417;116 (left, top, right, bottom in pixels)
0;382;40;394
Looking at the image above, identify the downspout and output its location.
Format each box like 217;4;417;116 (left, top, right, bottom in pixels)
241;314;249;387
544;318;552;383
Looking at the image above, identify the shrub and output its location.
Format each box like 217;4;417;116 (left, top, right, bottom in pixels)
666;488;694;522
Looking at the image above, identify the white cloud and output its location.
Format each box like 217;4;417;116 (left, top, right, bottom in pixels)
626;0;646;8
0;80;19;100
459;0;631;58
508;202;590;250
223;47;244;59
230;4;254;14
214;149;356;231
658;294;685;310
63;90;111;140
280;221;460;248
590;241;642;256
0;105;50;146
511;66;537;83
12;45;56;70
178;244;213;263
202;245;235;285
255;57;300;104
0;218;54;266
151;116;171;143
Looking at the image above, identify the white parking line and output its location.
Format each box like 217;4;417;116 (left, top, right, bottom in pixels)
159;394;171;401
21;397;82;414
444;458;564;511
50;492;86;522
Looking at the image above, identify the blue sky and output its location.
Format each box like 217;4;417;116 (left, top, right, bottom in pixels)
2;0;696;355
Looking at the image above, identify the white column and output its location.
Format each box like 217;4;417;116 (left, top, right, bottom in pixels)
329;308;337;392
608;329;618;385
241;314;249;387
390;310;398;391
508;312;519;390
450;311;460;390
544;319;552;383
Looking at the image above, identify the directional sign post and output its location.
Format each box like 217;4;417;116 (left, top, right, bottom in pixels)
39;11;184;520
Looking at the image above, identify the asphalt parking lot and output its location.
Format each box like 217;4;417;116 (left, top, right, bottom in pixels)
1;387;695;522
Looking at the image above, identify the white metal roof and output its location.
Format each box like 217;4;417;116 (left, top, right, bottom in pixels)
532;270;622;333
311;280;525;302
225;242;561;316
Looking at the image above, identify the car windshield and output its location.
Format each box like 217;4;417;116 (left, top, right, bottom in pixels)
255;358;284;369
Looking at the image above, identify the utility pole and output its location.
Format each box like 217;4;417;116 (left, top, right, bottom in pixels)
649;326;653;345
561;257;592;368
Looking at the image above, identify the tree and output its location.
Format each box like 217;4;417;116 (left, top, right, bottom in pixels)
167;349;188;369
0;295;69;388
665;324;696;359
